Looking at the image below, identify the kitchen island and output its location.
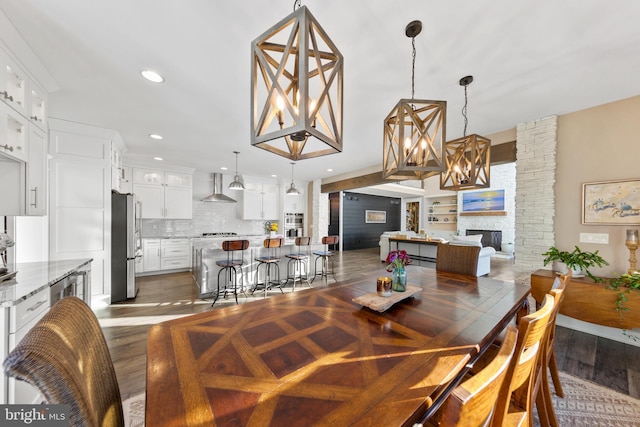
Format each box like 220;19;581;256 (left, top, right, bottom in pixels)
0;258;92;404
193;240;325;298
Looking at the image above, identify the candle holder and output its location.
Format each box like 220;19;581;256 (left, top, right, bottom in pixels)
626;229;639;274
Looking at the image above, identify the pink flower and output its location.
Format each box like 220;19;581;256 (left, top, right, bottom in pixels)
385;250;411;272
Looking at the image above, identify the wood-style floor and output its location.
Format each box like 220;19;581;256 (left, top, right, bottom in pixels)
96;248;640;401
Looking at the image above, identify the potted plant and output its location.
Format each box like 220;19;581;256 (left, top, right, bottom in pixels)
542;245;609;282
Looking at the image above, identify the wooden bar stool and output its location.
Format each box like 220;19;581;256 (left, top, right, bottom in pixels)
252;237;284;297
312;236;339;283
213;239;249;306
285;236;312;291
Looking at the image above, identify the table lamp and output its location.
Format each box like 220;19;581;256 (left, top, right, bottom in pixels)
626;229;639;274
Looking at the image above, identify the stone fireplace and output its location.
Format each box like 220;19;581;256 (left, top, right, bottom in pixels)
466;229;502;252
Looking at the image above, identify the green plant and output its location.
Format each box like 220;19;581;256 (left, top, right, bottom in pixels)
607;272;640;313
542;245;609;282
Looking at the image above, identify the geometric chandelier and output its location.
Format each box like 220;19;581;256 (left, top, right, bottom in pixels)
383;20;446;180
440;76;491;190
250;2;343;161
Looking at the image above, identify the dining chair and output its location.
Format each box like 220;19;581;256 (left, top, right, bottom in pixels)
491;293;555;427
435;242;481;276
533;271;571;427
213;239;250;306
427;326;518;427
312;235;339;283
3;296;124;427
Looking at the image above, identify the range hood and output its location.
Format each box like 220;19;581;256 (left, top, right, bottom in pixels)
202;173;237;203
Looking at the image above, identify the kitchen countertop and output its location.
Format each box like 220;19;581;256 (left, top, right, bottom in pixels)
0;258;93;307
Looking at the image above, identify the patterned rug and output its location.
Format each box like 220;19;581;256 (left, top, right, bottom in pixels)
124;371;640;426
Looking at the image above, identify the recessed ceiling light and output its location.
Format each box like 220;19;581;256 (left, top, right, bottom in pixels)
327;168;333;172
149;134;163;140
153;157;163;161
271;174;278;178
141;70;164;83
221;167;228;171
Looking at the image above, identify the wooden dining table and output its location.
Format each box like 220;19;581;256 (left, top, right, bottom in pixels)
145;266;530;427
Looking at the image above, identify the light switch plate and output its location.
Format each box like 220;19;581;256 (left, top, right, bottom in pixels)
579;233;609;244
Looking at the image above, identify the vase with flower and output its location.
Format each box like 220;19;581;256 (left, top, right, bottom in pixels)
385;249;411;292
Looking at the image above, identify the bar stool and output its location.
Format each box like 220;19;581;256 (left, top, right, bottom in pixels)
252;237;284;297
312;236;339;283
285;236;312;291
213;239;249;306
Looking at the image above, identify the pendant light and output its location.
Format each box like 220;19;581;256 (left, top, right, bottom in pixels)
286;162;300;196
383;20;446;180
228;151;245;190
440;76;491;191
250;0;343;161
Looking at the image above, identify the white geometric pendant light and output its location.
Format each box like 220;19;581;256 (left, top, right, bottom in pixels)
440;76;491;190
383;20;446;180
250;3;343;160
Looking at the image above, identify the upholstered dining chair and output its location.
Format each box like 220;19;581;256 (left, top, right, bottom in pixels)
491;293;554;427
3;296;124;427
424;326;518;427
435;242;481;276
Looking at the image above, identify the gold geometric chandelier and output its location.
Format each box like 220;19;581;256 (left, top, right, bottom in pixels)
250;1;343;161
440;76;491;190
383;20;446;180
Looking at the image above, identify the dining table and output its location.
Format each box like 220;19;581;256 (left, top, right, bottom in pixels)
145;265;530;427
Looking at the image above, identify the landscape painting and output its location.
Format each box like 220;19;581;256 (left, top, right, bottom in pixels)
462;190;505;212
582;179;640;225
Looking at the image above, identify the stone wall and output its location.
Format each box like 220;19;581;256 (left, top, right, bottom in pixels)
514;116;558;285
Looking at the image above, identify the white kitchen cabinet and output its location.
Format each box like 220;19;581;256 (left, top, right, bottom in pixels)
0;99;28;162
26;125;47;215
141;238;190;273
160;238;190;270
1;287;49;404
133;168;193;219
0;48;28;118
242;179;280;220
142;239;161;272
120;166;133;194
28;80;47;131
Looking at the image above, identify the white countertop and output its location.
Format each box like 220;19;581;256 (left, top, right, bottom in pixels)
0;258;93;307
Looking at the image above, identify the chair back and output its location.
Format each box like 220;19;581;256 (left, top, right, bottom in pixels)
547;271;570;351
436;242;481;276
492;294;554;426
438;327;518;427
222;239;249;264
263;237;283;249
3;297;124;427
295;236;311;256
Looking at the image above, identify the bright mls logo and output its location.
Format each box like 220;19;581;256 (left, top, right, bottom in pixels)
1;405;69;426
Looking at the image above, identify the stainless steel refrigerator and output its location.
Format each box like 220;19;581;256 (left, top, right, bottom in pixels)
111;191;141;303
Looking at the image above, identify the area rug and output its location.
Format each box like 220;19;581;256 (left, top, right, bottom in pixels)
533;372;640;427
124;372;640;426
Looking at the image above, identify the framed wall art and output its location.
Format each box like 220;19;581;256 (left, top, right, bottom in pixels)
461;189;505;212
582;178;640;225
365;210;387;224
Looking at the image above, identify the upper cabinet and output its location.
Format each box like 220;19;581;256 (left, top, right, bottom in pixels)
242;178;280;220
0;48;28;118
132;167;193;219
0;39;51;216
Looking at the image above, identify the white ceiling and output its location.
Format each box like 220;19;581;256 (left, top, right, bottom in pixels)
2;0;640;188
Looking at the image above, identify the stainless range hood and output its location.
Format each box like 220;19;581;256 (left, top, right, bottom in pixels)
202;173;237;203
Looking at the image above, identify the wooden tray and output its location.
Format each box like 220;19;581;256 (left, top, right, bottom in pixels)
352;285;421;312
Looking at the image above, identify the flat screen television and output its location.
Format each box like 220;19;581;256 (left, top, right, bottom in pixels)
461;189;505;212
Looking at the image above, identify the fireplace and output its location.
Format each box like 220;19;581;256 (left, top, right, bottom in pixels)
466;229;502;251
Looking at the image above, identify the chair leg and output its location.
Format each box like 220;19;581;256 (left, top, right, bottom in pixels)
548;348;564;398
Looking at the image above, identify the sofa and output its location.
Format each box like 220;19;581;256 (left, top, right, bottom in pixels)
447;234;496;276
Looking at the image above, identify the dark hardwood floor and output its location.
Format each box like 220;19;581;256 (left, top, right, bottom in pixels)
96;247;640;401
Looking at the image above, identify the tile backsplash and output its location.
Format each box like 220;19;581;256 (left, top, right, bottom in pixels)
141;200;272;238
